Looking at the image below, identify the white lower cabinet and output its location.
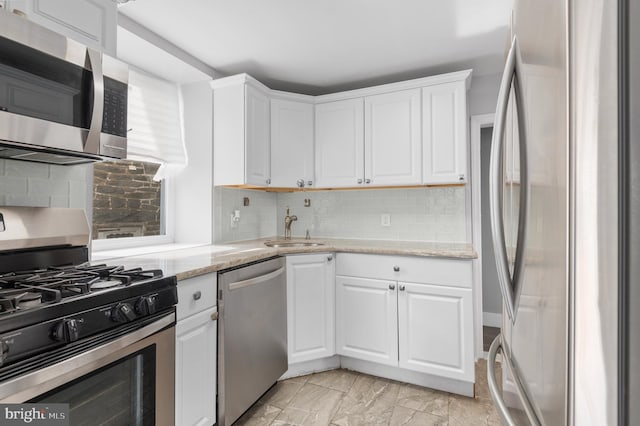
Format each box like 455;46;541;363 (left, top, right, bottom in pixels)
175;274;217;426
286;253;335;364
398;282;473;381
335;276;398;366
335;253;474;383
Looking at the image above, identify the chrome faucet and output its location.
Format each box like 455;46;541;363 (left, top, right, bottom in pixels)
284;207;297;240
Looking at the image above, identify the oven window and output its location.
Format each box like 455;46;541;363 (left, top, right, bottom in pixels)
30;346;156;426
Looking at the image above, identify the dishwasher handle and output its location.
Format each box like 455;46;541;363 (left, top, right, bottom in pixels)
227;267;285;291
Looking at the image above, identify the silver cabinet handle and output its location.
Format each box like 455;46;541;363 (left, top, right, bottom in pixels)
296;179;305;188
210;311;219;321
266;178;271;185
365;179;371;184
307;180;313;186
393;266;400;272
458;174;465;181
327;255;333;261
489;36;529;322
193;291;202;301
488;334;540;425
399;284;405;291
388;284;395;290
357;179;363;184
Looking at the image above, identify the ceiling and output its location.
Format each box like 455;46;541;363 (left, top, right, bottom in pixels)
119;0;511;95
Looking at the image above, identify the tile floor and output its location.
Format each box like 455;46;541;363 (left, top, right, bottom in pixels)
235;359;502;426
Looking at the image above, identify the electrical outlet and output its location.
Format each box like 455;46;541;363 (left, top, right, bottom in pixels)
381;214;391;227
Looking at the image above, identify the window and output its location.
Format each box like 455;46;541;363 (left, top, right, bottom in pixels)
91;69;186;249
92;160;164;240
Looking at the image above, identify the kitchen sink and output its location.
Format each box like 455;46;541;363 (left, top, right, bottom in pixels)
264;241;325;248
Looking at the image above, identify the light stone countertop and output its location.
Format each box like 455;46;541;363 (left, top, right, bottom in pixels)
93;238;477;281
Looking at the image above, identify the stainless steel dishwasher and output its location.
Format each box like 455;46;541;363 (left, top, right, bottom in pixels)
217;256;287;426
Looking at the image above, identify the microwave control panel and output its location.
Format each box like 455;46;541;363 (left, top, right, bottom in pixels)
102;77;127;137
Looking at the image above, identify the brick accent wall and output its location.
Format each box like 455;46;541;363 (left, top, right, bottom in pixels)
93;160;162;239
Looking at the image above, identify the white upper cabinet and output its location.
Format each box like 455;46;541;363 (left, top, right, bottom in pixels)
212;76;271;186
364;89;422;186
271;99;314;188
422;81;468;184
245;85;271;186
7;0;117;55
315;98;364;188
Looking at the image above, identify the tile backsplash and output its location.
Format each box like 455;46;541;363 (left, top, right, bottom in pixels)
0;159;91;209
214;186;468;243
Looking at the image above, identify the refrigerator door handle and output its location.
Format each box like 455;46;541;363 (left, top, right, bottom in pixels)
488;334;541;426
489;36;530;322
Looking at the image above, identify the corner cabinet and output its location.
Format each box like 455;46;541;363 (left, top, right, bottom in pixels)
212;76;271;186
286;253;336;364
335;253;474;383
175;274;217;426
422;81;468;184
6;0;117;55
270;98;315;188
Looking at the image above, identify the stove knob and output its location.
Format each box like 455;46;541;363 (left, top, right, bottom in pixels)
111;303;136;323
52;319;80;343
135;295;158;316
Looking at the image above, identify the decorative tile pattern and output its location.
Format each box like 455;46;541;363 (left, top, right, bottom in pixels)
235;361;501;425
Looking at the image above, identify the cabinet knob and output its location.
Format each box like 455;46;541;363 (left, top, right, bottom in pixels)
458;174;465;181
193;291;202;301
307;180;313;186
365;179;371;184
327;255;333;261
399;284;406;291
388;284;396;290
393;266;400;272
297;179;305;188
211;311;219;321
266;178;271;185
357;179;363;184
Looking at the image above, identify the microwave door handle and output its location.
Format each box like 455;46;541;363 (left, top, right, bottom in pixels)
490;36;518;321
85;48;103;155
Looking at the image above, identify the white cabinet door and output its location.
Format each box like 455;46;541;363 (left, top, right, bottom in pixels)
245;85;271;186
286;254;335;364
365;89;422;186
9;0;117;55
271;99;314;188
315;98;364;187
176;307;217;426
422;82;468;184
398;283;473;381
336;276;398;366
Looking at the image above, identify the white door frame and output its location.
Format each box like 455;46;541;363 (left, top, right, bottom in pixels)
470;113;495;359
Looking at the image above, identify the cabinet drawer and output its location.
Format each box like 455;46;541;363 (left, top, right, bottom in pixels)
336;253;472;288
177;273;217;320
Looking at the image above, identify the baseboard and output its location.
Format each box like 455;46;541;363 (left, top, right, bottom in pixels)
483;311;502;328
279;355;341;379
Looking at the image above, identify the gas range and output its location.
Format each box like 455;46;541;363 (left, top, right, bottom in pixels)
0;207;178;373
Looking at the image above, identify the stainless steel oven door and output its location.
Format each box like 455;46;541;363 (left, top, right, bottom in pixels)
0;312;175;426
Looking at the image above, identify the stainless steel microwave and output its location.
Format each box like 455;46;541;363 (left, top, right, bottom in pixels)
0;10;128;165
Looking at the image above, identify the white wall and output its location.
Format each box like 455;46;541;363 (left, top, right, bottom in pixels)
174;81;214;244
469;72;501;116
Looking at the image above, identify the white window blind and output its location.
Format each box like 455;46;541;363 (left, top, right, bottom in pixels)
127;70;188;180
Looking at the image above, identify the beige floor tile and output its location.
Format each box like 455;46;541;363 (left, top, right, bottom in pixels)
448;394;498;426
260;380;306;409
307;369;359;393
287;382;344;422
272;406;311;425
389;405;449;426
396;383;449;417
475;358;502;402
235;403;282;426
330;375;400;425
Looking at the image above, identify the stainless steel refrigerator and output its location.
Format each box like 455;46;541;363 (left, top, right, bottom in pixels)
486;0;638;424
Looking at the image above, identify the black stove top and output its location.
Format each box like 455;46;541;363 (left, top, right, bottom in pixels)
0;264;164;315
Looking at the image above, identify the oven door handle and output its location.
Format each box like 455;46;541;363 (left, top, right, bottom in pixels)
0;312;175;403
